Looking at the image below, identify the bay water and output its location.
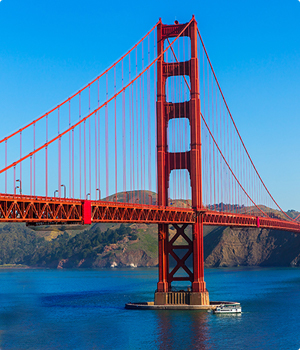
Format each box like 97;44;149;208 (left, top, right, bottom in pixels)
0;267;299;349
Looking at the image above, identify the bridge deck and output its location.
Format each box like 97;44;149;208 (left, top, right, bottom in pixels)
1;193;300;233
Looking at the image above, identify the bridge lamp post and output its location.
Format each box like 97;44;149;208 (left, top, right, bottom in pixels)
15;185;20;195
61;184;66;198
86;193;90;200
96;188;101;200
54;190;59;198
16;179;22;195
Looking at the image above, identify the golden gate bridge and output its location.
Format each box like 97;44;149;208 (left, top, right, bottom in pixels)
0;17;299;305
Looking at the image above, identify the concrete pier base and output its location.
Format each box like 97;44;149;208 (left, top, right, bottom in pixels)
126;291;216;310
154;291;209;306
190;291;210;306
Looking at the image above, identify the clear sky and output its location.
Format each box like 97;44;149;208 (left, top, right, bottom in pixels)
0;0;299;211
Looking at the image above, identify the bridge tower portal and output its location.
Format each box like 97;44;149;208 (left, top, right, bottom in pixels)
155;17;209;305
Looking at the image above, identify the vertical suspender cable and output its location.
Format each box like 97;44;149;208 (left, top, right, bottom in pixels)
58;108;61;197
212;70;216;210
207;59;211;208
79;93;82;198
139;77;143;203
98;79;100;199
129;54;132;202
34;123;36;196
142;41;145;203
14;166;16;195
221;101;224;210
89;116;91;199
30;154;32;196
84;118;86;199
122;60;126;200
5;141;7;193
114;66;118;201
94;111;97;200
89;86;91;198
131;63;135;199
46;115;48;197
215;83;218;209
105;72;109;199
20;132;22;193
147;36;152;198
72;126;74;199
136;47;139;193
69;100;71;198
94;90;98;199
202;46;206;207
154;30;157;202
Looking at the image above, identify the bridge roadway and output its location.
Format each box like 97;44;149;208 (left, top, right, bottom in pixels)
1;193;300;233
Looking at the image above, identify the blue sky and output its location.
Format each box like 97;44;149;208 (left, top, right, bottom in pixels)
0;0;300;210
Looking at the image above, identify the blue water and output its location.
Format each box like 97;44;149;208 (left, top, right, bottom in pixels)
0;268;300;349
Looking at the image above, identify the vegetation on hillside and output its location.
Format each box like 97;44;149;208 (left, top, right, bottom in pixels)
0;224;44;265
0;223;138;267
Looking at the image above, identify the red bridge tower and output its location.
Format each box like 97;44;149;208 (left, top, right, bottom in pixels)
155;17;209;305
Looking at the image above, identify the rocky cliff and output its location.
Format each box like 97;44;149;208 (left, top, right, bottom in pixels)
204;227;300;267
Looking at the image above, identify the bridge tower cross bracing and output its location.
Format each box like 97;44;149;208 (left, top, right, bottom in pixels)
155;17;209;305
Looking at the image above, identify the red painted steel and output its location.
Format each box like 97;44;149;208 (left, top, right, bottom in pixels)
0;193;195;224
156;17;208;293
1;194;300;233
156;18;194;292
203;211;300;233
168;224;193;283
0;193;82;224
82;200;92;225
91;201;195;223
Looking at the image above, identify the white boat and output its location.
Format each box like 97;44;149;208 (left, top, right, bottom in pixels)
213;303;242;314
